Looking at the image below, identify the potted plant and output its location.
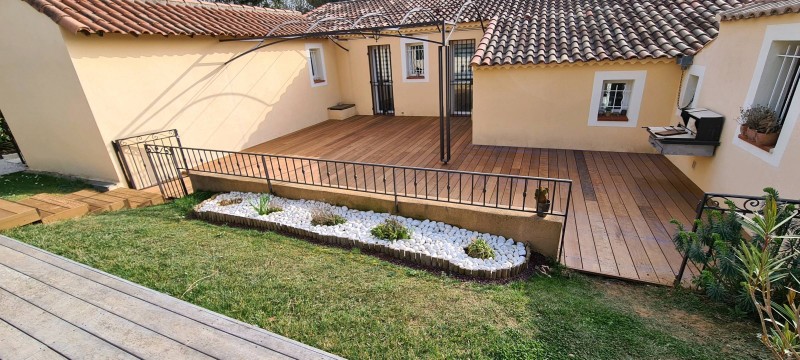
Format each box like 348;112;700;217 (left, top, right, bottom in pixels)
738;105;775;142
535;187;550;217
736;108;749;138
755;114;781;147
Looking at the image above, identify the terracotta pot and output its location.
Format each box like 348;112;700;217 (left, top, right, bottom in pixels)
746;127;757;141
755;132;779;147
740;124;748;137
536;200;551;217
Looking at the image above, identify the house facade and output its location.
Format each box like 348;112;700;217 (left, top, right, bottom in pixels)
667;2;800;198
3;0;795;200
0;0;340;183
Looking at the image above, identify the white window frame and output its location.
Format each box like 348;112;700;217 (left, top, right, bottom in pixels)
400;37;429;83
305;43;327;87
735;23;800;167
588;71;647;127
676;65;705;114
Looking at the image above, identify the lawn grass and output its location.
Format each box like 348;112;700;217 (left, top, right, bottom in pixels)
2;193;769;359
0;172;91;201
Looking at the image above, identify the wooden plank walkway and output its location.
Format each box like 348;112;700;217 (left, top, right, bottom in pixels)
0;199;39;230
0;235;342;360
15;194;89;224
242;116;704;285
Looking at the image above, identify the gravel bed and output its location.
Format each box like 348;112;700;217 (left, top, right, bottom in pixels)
197;192;528;272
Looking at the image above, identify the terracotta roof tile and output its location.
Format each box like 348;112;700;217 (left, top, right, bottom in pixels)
23;0;310;37
468;0;749;66
309;0;751;66
720;0;800;20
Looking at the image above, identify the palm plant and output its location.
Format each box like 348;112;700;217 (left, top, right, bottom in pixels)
251;193;282;216
734;189;800;358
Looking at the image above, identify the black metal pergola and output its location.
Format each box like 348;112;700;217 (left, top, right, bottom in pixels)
218;0;486;164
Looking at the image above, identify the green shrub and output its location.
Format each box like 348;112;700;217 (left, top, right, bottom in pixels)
173;191;214;216
251;193;282;216
370;217;411;240
672;187;799;310
465;238;495;259
310;207;346;226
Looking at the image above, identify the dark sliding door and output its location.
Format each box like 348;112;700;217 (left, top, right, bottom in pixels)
449;39;475;116
368;45;395;115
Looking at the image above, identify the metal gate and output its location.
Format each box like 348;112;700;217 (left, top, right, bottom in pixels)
112;129;183;189
369;45;395;115
450;39;475;116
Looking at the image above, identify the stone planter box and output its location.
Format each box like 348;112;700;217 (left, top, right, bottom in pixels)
327;104;356;120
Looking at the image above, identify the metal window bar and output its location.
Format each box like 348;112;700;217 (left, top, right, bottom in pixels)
369;45;395;115
449;39;474;116
406;43;425;77
768;44;800;125
599;82;632;114
673;192;800;287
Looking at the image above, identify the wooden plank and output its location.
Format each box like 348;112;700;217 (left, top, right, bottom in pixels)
15;194;89;224
64;192;127;213
0;288;138;359
0;199;40;230
105;189;163;208
0;319;67;360
0;265;213;359
0;236;342;360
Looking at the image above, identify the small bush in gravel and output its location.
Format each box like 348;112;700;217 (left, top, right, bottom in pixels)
310;207;346;226
251;194;282;216
370;217;411;240
465;238;495;259
218;198;243;206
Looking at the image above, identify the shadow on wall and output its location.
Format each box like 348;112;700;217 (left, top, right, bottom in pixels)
68;35;337;153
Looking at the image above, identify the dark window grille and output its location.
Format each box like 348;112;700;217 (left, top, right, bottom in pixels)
449;39;475;116
369;45;395;115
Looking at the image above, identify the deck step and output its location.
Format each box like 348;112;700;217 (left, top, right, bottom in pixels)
105;188;165;209
15;194;90;224
64;190;127;214
0;200;40;230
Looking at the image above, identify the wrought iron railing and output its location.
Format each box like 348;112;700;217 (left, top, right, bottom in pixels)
674;192;800;286
112;129;182;189
144;144;574;253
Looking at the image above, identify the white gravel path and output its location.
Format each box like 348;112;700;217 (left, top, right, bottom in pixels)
197;192;527;272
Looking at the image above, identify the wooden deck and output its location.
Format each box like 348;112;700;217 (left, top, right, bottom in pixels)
0;235;342;359
245;116;704;285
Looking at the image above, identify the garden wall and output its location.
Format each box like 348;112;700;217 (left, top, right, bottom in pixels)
190;173;563;258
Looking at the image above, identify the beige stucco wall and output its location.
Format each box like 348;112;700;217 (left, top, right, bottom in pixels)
0;0;119;181
472;60;683;152
63;33;343;184
666;14;800;199
334;28;484;116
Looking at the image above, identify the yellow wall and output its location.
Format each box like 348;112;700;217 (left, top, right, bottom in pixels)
0;0;119;181
667;14;800;199
63;34;343;183
334;28;484;116
472;61;682;152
